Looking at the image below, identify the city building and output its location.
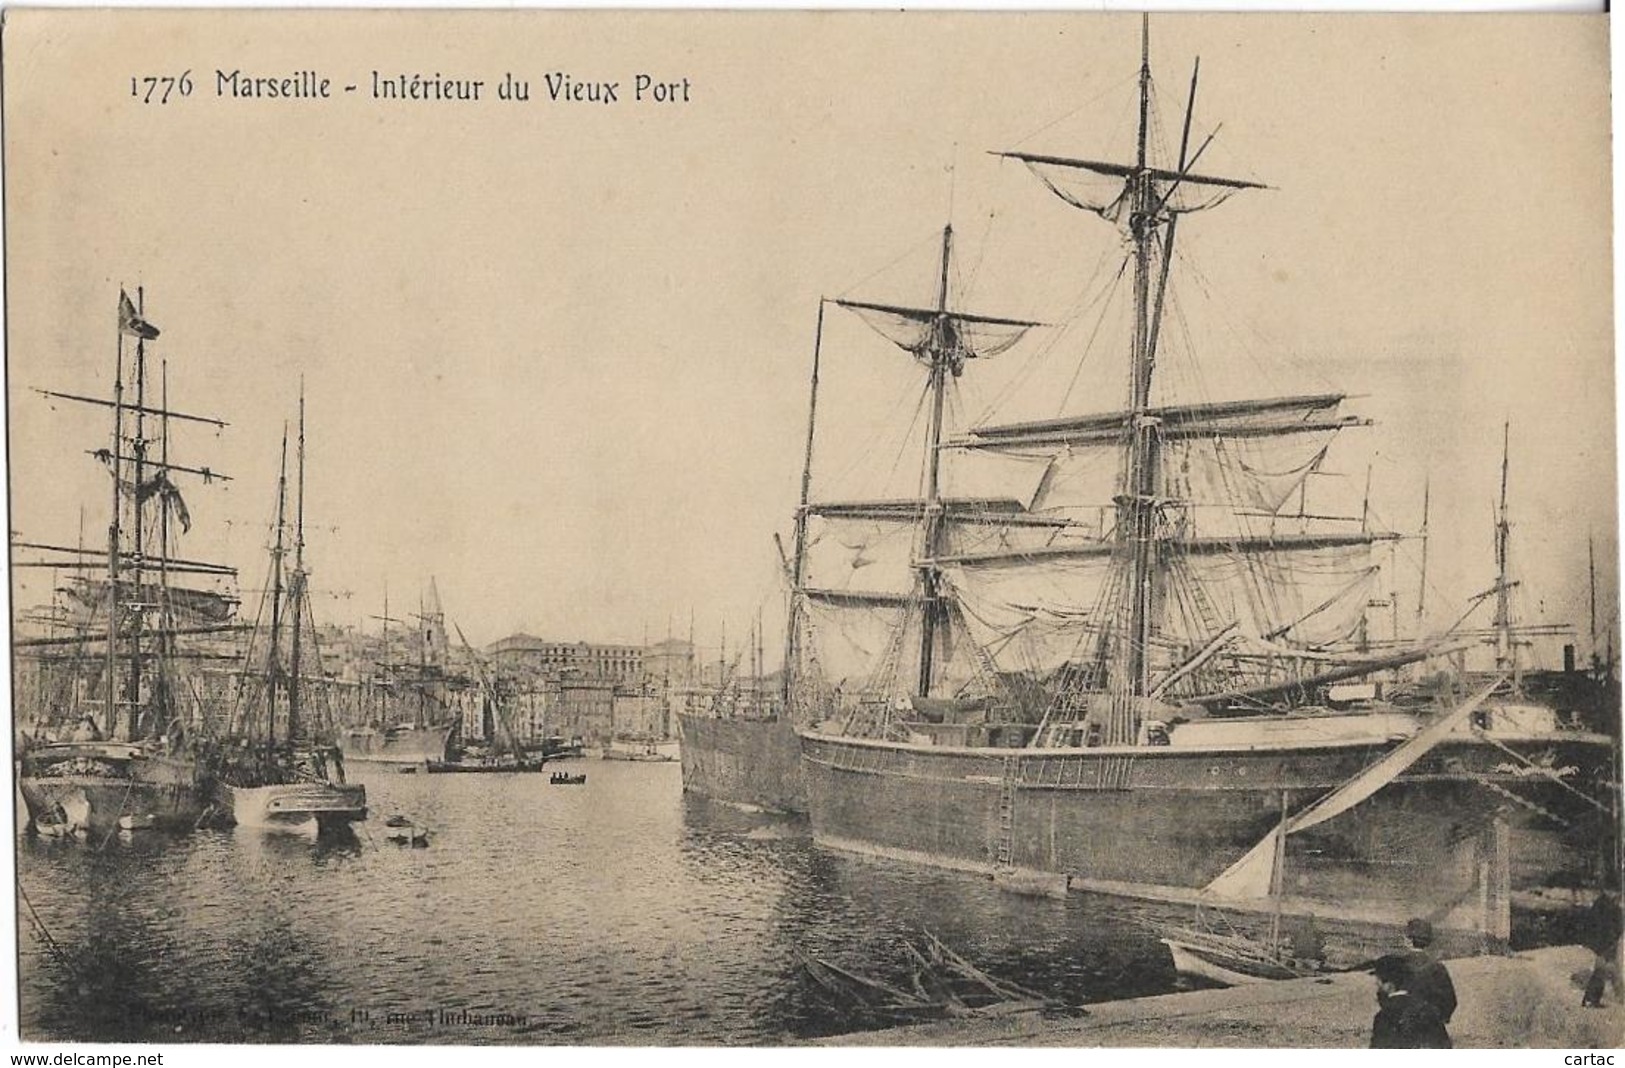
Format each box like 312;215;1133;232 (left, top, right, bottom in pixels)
642;638;696;689
555;675;618;743
486;634;644;686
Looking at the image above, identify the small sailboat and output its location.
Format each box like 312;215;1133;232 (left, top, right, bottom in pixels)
1160;792;1325;985
1160;926;1311;986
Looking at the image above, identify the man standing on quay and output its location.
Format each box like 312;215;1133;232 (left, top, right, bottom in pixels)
1401;917;1458;1026
1370;954;1452;1048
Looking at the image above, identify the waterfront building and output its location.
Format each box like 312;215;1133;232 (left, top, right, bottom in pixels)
486;633;644;686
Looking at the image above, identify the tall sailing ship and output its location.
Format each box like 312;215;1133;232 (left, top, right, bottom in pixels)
215;394;366;831
15;290;240;835
770;26;1616;920
338;580;458;765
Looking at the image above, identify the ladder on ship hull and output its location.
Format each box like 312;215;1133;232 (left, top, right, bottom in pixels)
990;752;1072;898
995;754;1017;869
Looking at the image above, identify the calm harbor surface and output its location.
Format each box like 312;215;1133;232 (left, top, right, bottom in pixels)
16;759;1181;1044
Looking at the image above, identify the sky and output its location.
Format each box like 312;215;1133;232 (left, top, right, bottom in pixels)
4;10;1615;661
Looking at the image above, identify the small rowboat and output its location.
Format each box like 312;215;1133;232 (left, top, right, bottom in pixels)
384;814;430;847
1159;928;1318;986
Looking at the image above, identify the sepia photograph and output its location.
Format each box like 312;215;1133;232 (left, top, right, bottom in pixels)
3;8;1621;1051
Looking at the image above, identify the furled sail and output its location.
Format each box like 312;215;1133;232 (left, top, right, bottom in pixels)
994;151;1266;230
66;577;238;625
835;298;1042;376
955;393;1361;451
807;496;1032;523
934;530;1392;568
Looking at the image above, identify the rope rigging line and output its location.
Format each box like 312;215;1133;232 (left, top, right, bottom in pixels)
818;369;932;503
955;209;1002;309
227;490;288;738
1474;775;1572;829
1056;257;1134;420
835;227;954;305
1471;729;1612;815
1172;240;1343;397
1002;67;1141;154
971;241;1128;429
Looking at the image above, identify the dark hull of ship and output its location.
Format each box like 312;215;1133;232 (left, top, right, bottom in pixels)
798;731;1613;915
339;723;454;765
677;713;806;814
18;745;213;835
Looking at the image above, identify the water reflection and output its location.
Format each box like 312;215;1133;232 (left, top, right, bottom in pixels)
19;761;1178;1043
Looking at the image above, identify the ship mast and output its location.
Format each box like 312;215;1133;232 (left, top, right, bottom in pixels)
917;224;955;697
376;585;393;725
1589;532;1599;673
1122;20;1161;706
1492;421;1517;685
126;289;151;740
104;300;126;738
266;427;289;754
1416;475;1431;631
32;292;232;739
157;360;174;738
782;300;826;711
287;387;307;747
988;19;1278;738
829;227;1042;706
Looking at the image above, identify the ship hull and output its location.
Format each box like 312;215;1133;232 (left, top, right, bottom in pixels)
1160;936;1301;986
18;743;213;835
218;781;367;831
424;759;546;774
678;713;806;813
602;749;676;762
799;728;1612;916
338;723;453;765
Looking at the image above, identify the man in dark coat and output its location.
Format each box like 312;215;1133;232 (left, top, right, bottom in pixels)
1370;954;1453;1049
1401;917;1458;1025
1581;888;1622;1008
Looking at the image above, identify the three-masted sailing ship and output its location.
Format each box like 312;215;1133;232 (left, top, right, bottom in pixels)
775;24;1615;919
215;393;366;831
16;290;239;835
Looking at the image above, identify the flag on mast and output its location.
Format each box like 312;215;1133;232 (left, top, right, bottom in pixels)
118;290;160;340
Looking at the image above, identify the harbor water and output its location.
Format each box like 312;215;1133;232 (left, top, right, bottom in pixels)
15;759;1182;1044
